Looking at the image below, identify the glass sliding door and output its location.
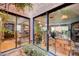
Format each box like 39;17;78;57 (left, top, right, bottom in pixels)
48;4;79;56
34;15;47;50
48;26;56;54
0;11;30;53
0;13;16;52
17;17;30;46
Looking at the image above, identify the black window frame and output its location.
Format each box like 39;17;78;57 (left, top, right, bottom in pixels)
33;3;74;55
0;9;30;53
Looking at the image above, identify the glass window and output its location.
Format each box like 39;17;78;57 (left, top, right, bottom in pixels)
34;15;47;50
17;17;30;46
0;13;16;52
49;4;79;56
0;12;30;52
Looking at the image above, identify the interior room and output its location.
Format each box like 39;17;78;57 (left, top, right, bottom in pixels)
17;17;30;46
33;4;79;56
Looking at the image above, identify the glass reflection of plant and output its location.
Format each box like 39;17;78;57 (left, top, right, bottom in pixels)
34;21;42;44
0;12;15;40
4;23;14;39
22;21;29;38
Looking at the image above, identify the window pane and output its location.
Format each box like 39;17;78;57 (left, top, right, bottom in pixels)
17;17;30;46
34;15;47;50
49;4;79;56
0;13;16;52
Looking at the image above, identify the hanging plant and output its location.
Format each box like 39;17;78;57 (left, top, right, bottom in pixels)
0;12;10;35
13;3;33;11
0;12;9;22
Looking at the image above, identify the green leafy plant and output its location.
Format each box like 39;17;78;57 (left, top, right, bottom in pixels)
0;12;10;33
0;3;33;12
34;21;42;44
13;3;33;11
23;44;47;56
0;12;9;22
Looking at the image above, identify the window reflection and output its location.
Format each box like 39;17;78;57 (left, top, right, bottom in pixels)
17;17;30;46
49;25;71;55
0;12;30;52
34;15;47;50
0;14;16;52
33;4;79;56
49;4;79;56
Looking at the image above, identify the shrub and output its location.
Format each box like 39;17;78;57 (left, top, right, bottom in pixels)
23;44;47;56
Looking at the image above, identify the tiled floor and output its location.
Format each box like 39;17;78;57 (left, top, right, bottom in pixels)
0;39;16;52
1;47;26;56
0;44;55;56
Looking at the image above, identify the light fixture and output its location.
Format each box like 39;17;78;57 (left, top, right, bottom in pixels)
0;17;2;21
38;21;41;24
45;24;47;26
40;24;42;27
61;15;68;20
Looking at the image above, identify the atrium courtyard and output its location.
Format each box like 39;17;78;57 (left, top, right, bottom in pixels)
0;3;79;56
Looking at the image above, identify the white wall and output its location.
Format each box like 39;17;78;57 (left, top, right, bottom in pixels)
30;3;63;17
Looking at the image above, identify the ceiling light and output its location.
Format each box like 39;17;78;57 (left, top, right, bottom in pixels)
40;25;42;27
45;24;47;26
38;21;41;24
0;17;2;21
61;15;68;20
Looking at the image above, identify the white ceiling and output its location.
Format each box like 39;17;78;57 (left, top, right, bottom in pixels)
0;3;63;18
29;3;63;18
